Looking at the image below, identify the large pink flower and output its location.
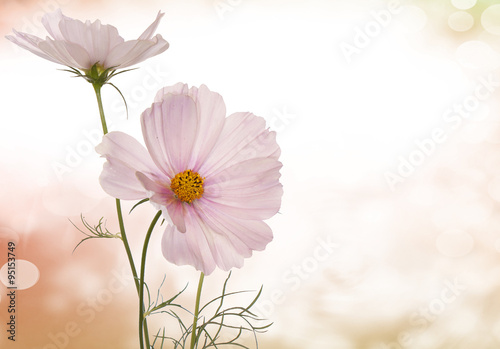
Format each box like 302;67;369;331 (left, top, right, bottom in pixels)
6;9;169;71
96;84;283;275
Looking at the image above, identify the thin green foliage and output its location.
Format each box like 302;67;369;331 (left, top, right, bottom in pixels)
70;215;121;253
152;272;271;349
130;198;150;214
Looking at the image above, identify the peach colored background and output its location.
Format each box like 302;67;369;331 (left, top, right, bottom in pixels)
2;0;500;348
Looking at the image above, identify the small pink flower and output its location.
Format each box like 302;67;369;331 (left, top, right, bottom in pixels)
6;9;169;72
96;84;283;275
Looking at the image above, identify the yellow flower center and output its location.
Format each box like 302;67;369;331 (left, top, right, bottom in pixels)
170;170;205;203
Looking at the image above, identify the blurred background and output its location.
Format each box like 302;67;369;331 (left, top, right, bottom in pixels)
2;0;500;348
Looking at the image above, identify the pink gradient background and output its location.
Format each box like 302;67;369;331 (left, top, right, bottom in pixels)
3;0;500;348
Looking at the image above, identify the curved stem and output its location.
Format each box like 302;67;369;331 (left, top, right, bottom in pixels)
115;199;139;288
190;272;205;349
139;210;162;349
92;82;150;348
117;200;152;347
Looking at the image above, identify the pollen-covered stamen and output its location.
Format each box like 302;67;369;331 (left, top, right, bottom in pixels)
170;170;205;203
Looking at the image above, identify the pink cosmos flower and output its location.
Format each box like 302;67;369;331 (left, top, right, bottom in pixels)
96;83;283;275
6;9;169;72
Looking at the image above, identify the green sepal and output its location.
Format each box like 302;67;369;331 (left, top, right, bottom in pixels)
59;63;138;88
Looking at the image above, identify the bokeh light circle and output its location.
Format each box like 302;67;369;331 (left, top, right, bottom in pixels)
436;229;474;257
0;259;40;290
481;5;500;35
448;11;474;32
451;0;477;10
396;5;427;33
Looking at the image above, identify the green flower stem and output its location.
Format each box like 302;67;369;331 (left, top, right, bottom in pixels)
117;198;152;344
114;199;139;291
92;82;150;348
139;210;163;349
190;272;205;349
92;84;108;134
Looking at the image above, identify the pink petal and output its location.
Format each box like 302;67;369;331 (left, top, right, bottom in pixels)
138;11;165;40
121;35;169;68
153;82;189;102
41;9;65;40
141;94;199;176
205;232;246;271
203;158;283;220
199;112;280;178
58;17;124;67
105;35;169;69
154;84;226;171
38;39;91;69
99;159;149;200
135;172;187;233
161;212;217;274
135;171;169;195
6;31;60;64
8;10;168;71
161;201;273;274
96;131;157;172
137;178;194;236
96;131;162;200
198;202;273;254
103;40;140;68
165;200;187;233
87;21;124;65
187;85;226;170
